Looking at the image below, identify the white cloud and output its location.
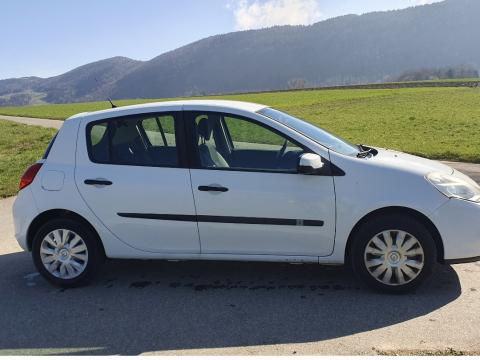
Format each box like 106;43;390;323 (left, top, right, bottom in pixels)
413;0;443;5
233;0;323;31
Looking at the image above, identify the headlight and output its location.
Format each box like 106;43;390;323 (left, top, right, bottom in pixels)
426;172;480;202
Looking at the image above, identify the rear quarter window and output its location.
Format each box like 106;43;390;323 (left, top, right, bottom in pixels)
91;123;108;146
89;123;110;162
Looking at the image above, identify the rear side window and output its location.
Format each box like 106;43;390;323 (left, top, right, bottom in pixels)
87;114;179;167
141;116;176;147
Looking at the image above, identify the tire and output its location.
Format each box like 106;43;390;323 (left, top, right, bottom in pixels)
350;213;436;294
32;218;103;287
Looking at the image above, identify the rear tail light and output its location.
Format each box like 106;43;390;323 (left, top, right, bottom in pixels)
19;163;43;190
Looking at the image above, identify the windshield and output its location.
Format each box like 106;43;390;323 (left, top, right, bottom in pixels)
258;108;359;156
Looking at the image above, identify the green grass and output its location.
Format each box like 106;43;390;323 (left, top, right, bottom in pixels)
0;120;56;198
1;86;480;162
379;77;480;85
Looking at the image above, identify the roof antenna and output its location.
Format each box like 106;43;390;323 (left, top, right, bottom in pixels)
94;77;117;108
108;98;117;108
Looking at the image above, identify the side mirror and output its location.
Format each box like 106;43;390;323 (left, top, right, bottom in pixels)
298;153;324;174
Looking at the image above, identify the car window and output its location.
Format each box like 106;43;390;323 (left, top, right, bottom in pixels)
88;114;179;167
141;116;176;147
224;116;296;150
193;112;305;172
258;107;359;156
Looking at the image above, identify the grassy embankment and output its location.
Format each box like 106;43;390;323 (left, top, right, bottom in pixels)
1;86;480;163
0;120;56;198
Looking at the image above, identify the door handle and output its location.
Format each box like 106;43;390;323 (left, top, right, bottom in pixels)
84;179;113;186
198;185;229;192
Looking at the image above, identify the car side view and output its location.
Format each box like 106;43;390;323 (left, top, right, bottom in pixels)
13;100;480;292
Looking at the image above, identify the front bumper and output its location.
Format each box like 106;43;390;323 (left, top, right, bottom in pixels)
431;198;480;262
12;188;39;251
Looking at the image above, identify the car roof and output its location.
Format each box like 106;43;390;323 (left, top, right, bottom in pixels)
67;100;269;122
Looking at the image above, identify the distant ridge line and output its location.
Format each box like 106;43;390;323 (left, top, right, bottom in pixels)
206;79;480;98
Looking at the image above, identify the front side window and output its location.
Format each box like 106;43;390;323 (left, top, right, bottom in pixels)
192;112;305;172
88;114;178;167
258;107;359;156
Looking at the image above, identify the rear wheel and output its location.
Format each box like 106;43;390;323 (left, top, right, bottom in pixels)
350;214;436;293
32;219;103;287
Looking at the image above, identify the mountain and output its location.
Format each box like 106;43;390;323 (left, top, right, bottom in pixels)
1;0;479;105
0;57;142;106
37;56;143;103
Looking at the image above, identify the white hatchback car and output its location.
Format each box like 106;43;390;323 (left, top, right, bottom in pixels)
13;100;480;292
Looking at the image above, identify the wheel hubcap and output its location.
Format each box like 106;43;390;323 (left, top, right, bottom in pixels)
364;230;424;286
40;229;88;279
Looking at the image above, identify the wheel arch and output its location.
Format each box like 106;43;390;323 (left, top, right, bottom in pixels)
26;209;106;258
344;206;444;264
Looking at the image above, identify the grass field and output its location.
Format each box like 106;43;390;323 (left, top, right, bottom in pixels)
0;119;56;198
1;86;480;162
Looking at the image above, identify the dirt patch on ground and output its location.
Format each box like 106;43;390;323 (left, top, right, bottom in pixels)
374;347;479;356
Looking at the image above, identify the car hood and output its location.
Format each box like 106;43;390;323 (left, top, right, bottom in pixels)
371;148;454;176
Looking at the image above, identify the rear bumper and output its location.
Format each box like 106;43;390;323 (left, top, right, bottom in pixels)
12;188;39;251
431;198;480;262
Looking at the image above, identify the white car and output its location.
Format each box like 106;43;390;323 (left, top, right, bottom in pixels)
13;100;480;292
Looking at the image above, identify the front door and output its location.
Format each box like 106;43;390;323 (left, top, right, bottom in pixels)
186;111;336;257
75;111;200;253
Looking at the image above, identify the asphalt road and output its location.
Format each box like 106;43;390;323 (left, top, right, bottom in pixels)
0;115;63;129
2;203;480;354
0;116;480;355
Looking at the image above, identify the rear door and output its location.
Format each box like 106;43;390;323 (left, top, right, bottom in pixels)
75;110;200;254
185;111;336;257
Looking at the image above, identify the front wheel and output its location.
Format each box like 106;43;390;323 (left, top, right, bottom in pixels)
350;214;436;293
32;219;103;287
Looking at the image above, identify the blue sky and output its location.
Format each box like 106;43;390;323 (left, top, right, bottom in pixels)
0;0;442;79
